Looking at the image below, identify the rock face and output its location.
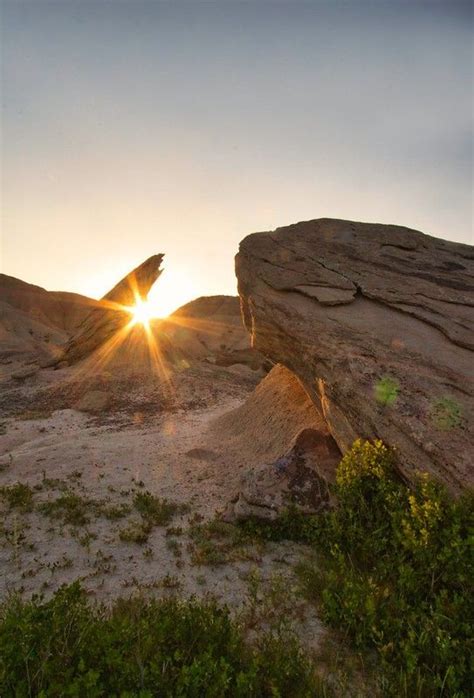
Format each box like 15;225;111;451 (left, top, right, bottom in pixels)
214;363;341;520
59;255;164;365
236;218;474;493
226;427;339;521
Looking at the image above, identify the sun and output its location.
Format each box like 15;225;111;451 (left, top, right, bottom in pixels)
123;266;199;327
128;299;158;328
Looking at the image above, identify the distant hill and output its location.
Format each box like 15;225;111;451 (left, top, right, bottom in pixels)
163;295;266;370
0;274;97;364
172;295;241;319
0;274;98;332
0;274;265;372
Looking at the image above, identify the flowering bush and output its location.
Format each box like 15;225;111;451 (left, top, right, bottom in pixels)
318;441;473;696
248;439;473;696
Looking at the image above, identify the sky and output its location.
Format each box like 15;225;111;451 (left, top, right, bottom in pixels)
1;0;472;316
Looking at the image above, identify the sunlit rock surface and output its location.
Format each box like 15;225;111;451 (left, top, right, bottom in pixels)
236;218;474;493
163;296;269;371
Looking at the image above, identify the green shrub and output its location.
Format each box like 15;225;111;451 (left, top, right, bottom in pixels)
0;483;34;512
239;439;473;696
430;396;463;430
238;506;321;544
118;519;152;544
133;491;186;526
101;503;131;520
0;582;321;697
38;493;95;526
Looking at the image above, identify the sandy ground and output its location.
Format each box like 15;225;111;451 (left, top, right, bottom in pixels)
0;360;326;650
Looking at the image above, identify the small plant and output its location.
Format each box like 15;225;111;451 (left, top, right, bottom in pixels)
101;503;131;520
241;569;301;636
46;555;74;573
133;491;186;526
166;538;182;557
18;409;52;421
188;519;261;567
77;530;98;549
160;573;182;590
38;493;95;526
0;483;34;512
430;395;463;430
93;549;115;575
166;525;183;536
374;376;399;406
190;537;228;566
118;519;151;544
4;515;27;560
41;476;70;491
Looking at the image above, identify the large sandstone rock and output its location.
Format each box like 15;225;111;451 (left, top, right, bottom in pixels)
59;255;164;365
236;218;474;493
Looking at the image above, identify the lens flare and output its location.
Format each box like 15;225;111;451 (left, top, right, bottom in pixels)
128;299;157;327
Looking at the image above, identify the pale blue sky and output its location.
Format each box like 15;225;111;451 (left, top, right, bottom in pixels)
1;1;472;313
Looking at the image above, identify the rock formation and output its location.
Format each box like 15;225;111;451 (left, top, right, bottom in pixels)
236;218;474;493
0;275;97;366
0;273;98;333
58;255;164;366
214;363;340;520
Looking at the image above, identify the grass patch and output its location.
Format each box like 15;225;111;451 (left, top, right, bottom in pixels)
38;493;96;526
0;582;323;697
118;493;188;544
133;491;187;526
101;503;131;520
39;476;70;492
189;519;261;567
118;519;151;544
0;483;34;512
239;440;473;696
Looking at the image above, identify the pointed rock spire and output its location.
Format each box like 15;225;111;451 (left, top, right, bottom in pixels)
58;254;164;365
